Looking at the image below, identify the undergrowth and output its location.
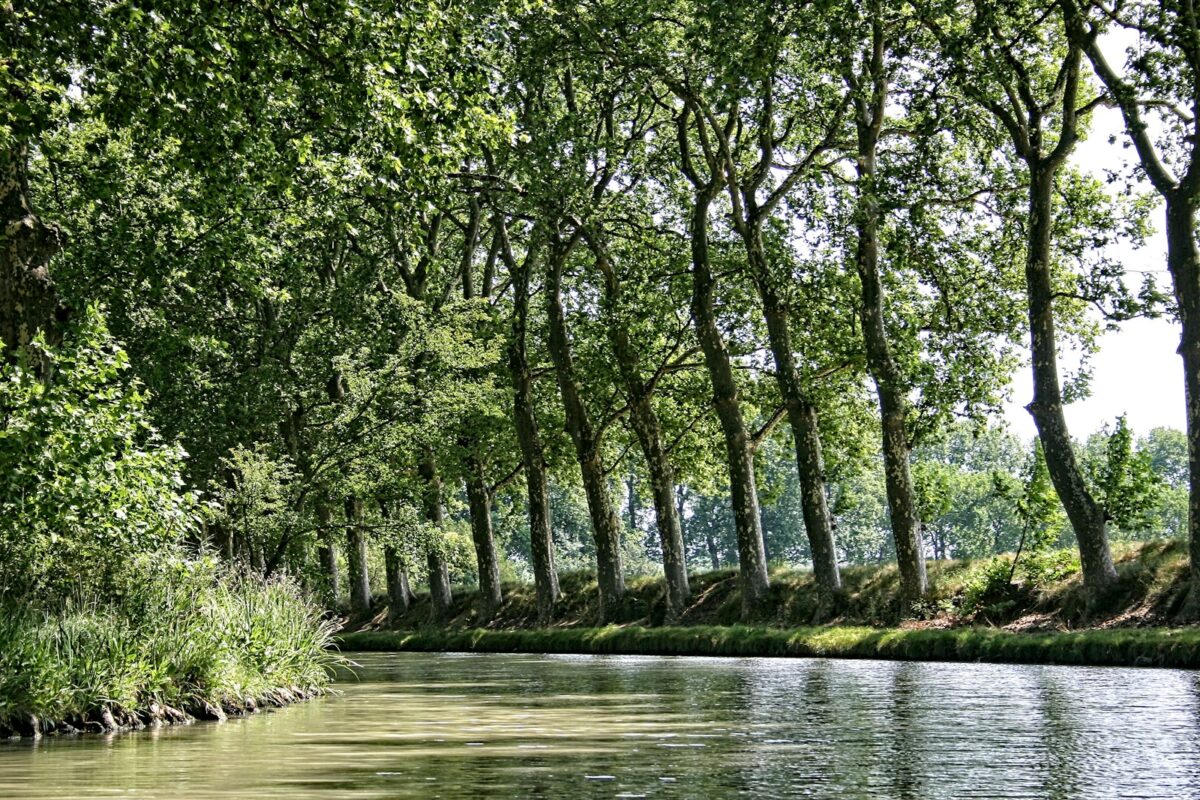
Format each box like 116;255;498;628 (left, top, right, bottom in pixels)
0;557;339;737
365;539;1194;632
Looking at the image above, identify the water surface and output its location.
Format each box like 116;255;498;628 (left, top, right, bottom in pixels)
2;651;1199;798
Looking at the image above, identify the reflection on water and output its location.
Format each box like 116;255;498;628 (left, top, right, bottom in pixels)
2;651;1200;798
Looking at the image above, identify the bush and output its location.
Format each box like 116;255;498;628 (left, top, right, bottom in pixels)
0;309;199;601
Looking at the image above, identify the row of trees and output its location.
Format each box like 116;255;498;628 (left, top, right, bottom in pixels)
4;0;1198;621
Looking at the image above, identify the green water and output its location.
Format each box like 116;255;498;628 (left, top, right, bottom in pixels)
3;651;1200;798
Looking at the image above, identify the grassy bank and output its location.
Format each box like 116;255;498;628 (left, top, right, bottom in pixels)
365;539;1193;632
337;539;1200;668
338;624;1200;668
0;562;339;740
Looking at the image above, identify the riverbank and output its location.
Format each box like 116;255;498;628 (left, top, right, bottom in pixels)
360;539;1193;630
338;539;1200;668
338;623;1200;668
0;565;339;741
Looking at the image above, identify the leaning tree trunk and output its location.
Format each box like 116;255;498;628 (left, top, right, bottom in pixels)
750;255;841;599
418;449;454;622
465;455;503;619
1;143;64;361
626;394;691;616
1024;166;1116;593
589;235;690;615
853;76;927;606
344;494;371;617
1164;197;1200;609
505;234;560;622
689;189;770;614
544;238;626;619
378;500;413;623
315;500;340;607
383;546;413;623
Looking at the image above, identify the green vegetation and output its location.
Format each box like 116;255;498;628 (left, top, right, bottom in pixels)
0;564;337;738
340;539;1197;666
6;0;1200;733
0;317;336;739
338;624;1200;670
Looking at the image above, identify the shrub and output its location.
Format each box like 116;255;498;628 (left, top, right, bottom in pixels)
0;309;199;601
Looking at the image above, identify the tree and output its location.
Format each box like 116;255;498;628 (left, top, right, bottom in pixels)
1068;0;1200;605
926;0;1120;594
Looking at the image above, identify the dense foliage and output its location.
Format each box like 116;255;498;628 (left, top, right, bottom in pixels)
4;0;1199;636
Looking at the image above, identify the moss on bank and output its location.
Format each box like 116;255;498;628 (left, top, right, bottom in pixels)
336;540;1200;668
338;624;1200;669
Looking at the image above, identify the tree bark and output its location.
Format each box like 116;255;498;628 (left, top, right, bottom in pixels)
587;235;691;615
749;250;841;598
1;143;64;360
315;500;340;607
383;546;413;622
1024;165;1116;591
688;188;770;613
344;494;371;617
852;31;927;605
466;456;503;619
377;500;413;623
418;449;454;622
544;235;626;619
503;229;560;622
1165;197;1200;607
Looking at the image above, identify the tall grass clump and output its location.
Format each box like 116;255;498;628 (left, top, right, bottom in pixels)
0;556;339;737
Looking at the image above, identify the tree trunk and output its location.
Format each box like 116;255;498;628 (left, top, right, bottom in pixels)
676;485;688;544
588;235;691;615
377;500;413;623
1;143;64;360
383;545;413;623
688;189;770;614
344;494;371;617
418;449;454;621
315;500;340;607
466;457;503;619
544;237;626;619
505;232;560;623
1024;166;1116;592
1165;197;1200;609
853;64;927;605
751;262;841;598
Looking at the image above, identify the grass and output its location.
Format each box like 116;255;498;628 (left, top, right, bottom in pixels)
337;623;1200;669
0;559;340;739
339;539;1200;668
366;538;1195;632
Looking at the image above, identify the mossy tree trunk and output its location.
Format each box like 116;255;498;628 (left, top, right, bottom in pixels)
586;232;690;617
688;185;770;614
1023;169;1116;594
501;226;560;623
344;494;371;617
850;21;927;605
315;500;340;607
465;455;503;619
419;449;454;622
544;233;626;620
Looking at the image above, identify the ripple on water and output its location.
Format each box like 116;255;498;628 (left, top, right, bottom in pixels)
2;652;1199;799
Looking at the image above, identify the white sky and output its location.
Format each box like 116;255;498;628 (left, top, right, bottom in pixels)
1001;100;1186;441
